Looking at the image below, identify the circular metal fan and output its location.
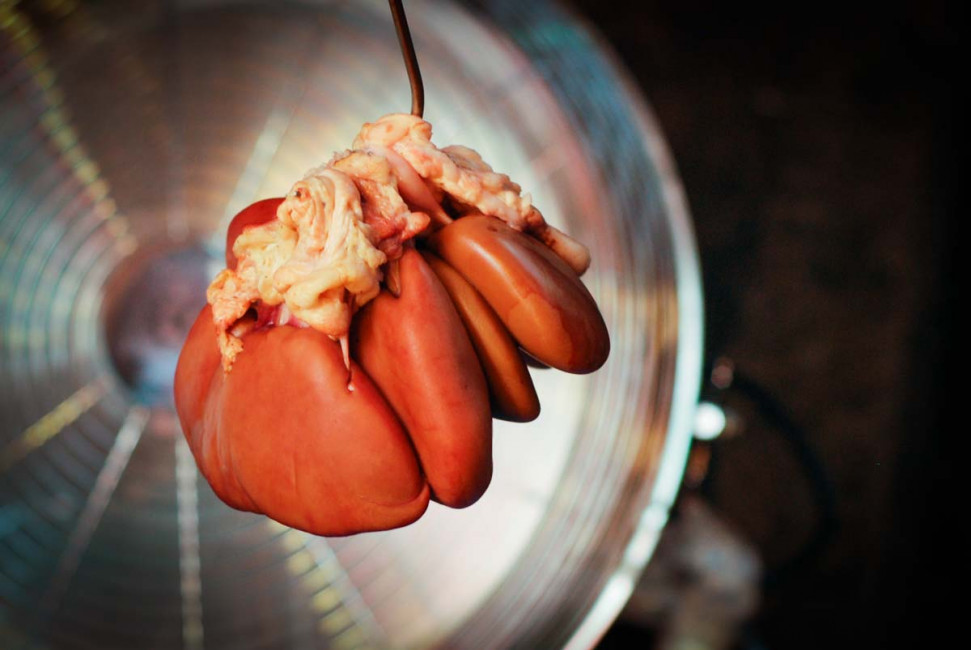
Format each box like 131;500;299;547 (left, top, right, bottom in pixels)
0;0;703;647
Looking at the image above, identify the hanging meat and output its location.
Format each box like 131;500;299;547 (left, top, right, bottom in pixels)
174;114;609;536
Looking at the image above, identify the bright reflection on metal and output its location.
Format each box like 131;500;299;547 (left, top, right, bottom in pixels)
0;378;108;472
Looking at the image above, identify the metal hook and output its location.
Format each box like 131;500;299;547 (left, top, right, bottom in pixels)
389;0;424;117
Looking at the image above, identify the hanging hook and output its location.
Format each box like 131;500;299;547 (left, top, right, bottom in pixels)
389;0;424;117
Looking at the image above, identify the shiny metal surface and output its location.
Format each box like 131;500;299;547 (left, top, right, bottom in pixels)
0;0;703;648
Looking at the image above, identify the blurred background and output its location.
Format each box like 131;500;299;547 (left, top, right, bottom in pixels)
583;1;959;648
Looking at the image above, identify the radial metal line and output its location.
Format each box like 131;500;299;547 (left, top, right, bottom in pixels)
0;376;109;473
38;405;150;613
274;524;385;648
212;103;299;245
175;434;204;650
0;2;138;255
212;23;321;248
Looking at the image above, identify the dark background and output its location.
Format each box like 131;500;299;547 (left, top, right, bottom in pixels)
569;1;959;649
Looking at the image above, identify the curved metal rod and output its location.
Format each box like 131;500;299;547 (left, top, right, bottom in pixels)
389;0;424;117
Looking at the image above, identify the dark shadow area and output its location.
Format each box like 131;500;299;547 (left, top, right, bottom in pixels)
582;1;959;647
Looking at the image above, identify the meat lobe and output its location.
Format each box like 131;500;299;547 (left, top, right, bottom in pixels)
352;248;493;508
175;306;430;536
428;214;610;374
422;251;540;423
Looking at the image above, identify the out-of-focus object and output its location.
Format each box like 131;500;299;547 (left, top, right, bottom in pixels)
693;401;729;441
0;0;702;647
621;496;762;650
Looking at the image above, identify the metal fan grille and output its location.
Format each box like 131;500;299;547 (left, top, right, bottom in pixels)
0;1;702;648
